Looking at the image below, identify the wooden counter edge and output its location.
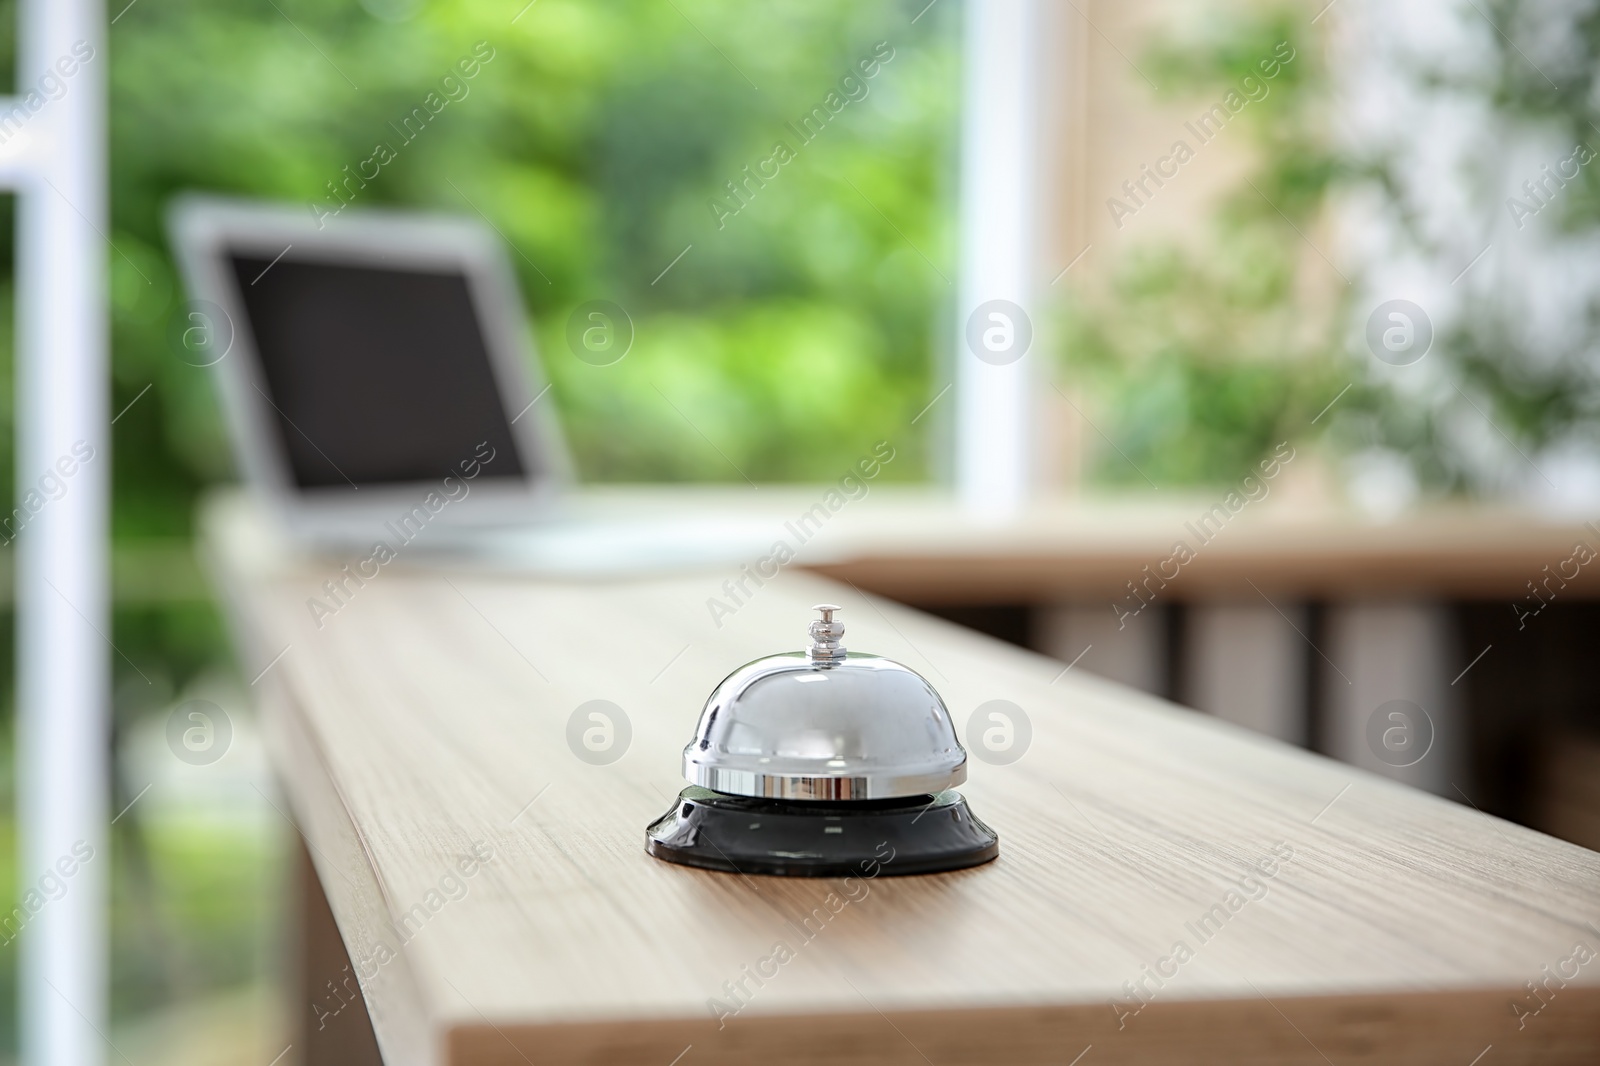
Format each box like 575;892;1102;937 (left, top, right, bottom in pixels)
260;660;439;1066
809;553;1600;604
446;987;1600;1066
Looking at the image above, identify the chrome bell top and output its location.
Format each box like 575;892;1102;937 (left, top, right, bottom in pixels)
682;605;968;801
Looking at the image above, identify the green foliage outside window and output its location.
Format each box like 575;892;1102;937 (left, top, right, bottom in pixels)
1064;0;1600;495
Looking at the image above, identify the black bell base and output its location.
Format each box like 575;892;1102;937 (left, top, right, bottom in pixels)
645;786;998;878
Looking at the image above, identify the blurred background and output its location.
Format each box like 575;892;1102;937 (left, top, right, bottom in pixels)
1;0;1599;1061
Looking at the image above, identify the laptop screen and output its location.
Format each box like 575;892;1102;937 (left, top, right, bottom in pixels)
226;255;526;490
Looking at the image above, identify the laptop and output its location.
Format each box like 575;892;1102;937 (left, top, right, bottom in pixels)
168;195;771;573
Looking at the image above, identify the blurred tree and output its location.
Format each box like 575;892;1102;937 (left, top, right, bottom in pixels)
1062;0;1600;498
1333;0;1600;494
107;0;955;501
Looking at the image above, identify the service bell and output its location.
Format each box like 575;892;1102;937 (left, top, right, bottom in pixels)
645;605;999;877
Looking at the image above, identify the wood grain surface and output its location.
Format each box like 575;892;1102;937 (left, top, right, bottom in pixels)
202;495;1600;1065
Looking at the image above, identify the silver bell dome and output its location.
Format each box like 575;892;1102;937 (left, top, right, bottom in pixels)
682;605;968;800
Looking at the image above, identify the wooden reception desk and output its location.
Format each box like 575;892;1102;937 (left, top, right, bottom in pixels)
202;491;1600;1065
556;485;1600;602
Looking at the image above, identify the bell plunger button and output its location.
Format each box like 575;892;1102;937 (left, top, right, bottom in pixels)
806;603;847;662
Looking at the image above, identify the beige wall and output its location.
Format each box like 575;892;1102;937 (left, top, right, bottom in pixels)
1035;1;1317;490
1043;1;1266;289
